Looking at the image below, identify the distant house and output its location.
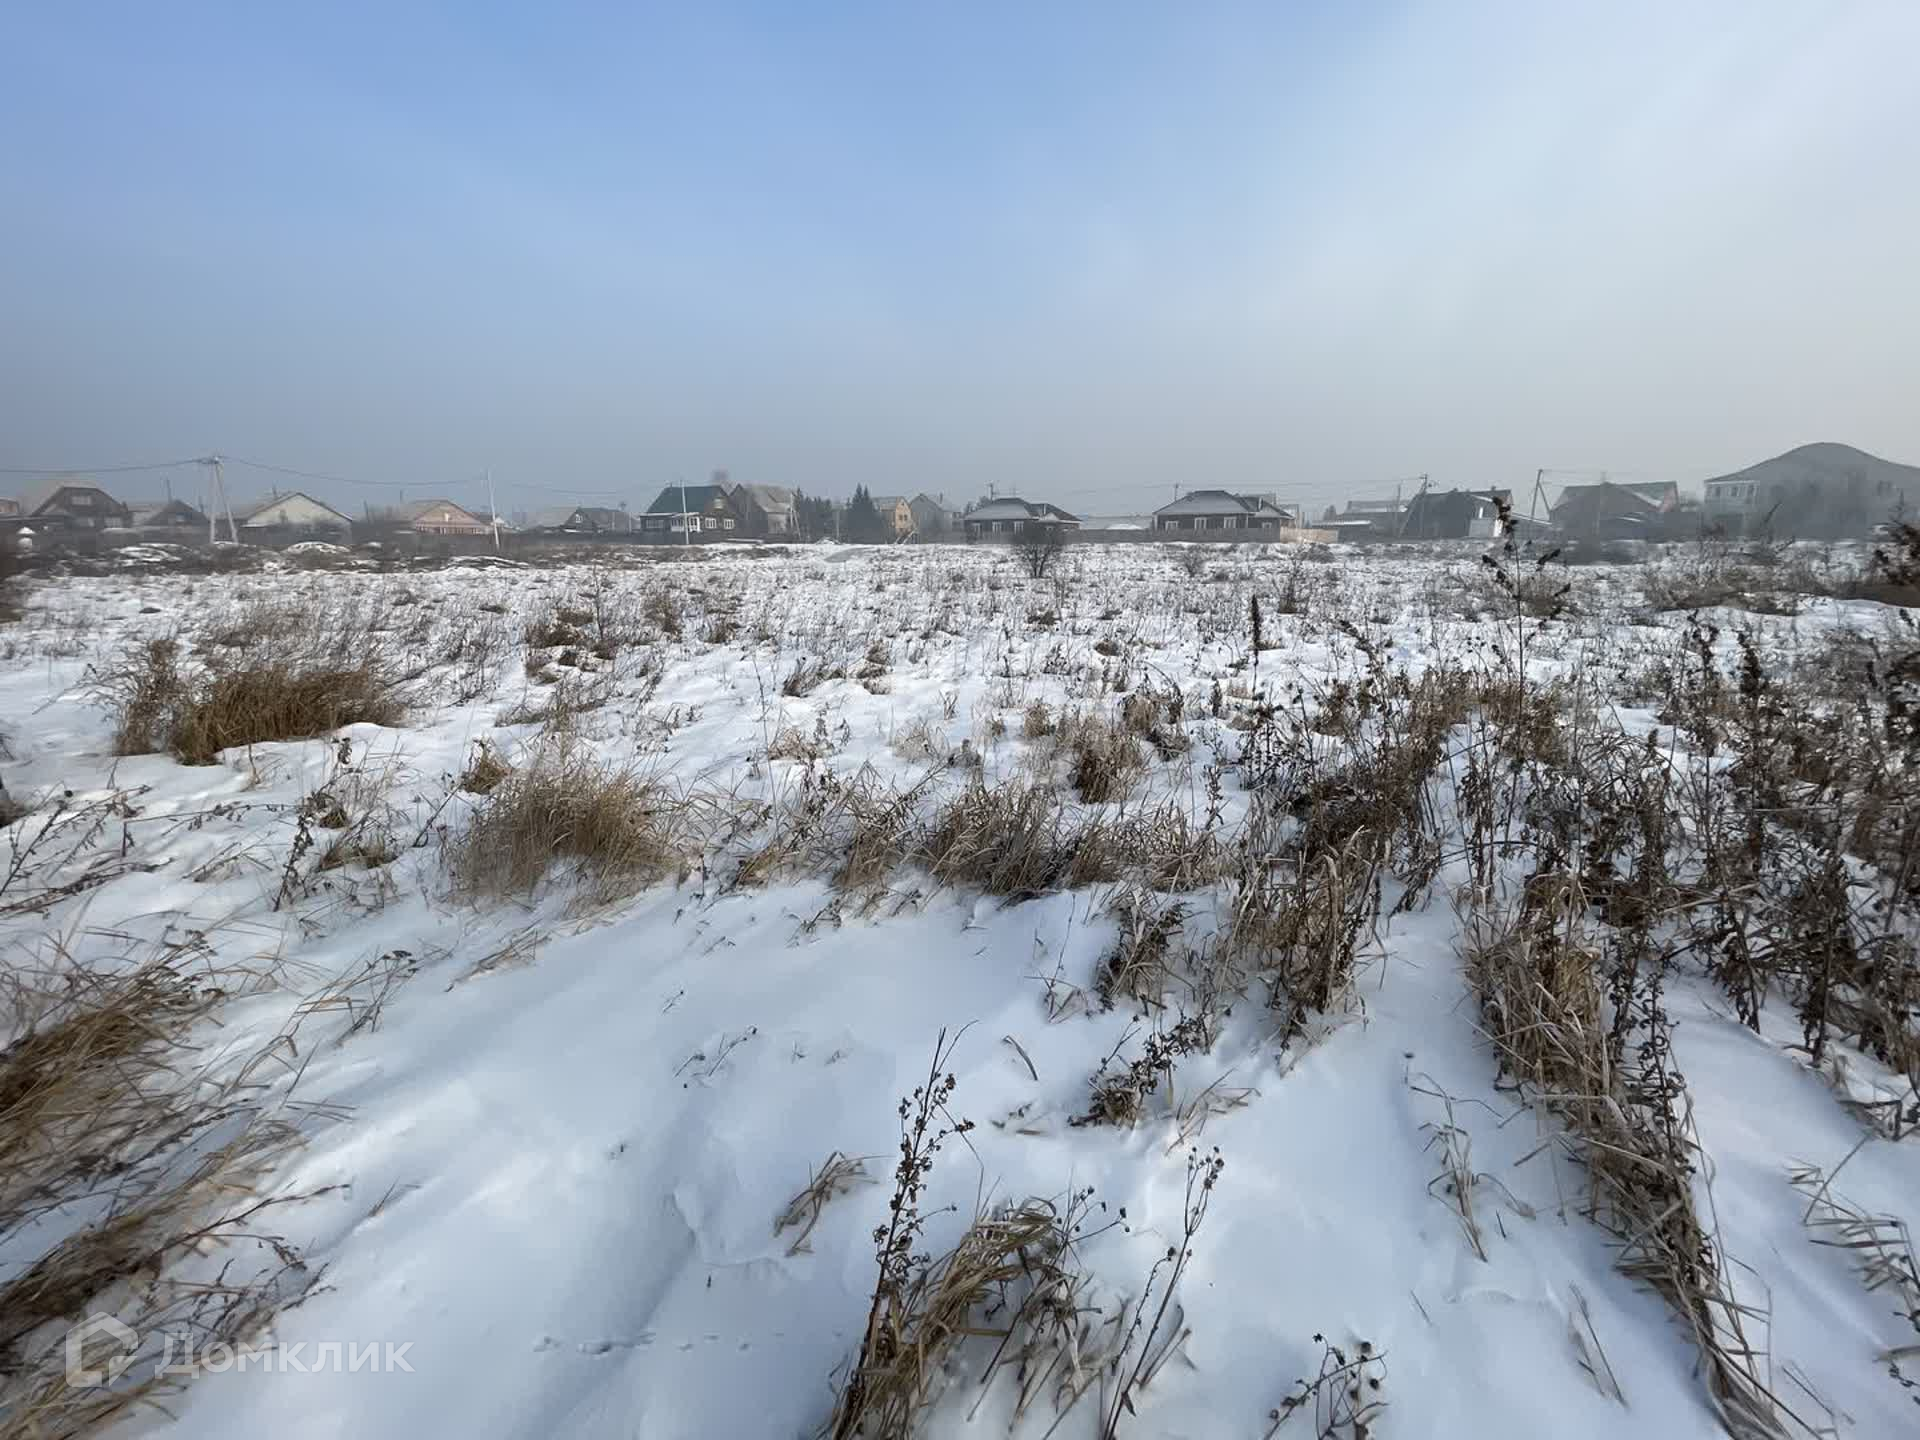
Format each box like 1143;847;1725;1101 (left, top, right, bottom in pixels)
1701;442;1920;539
1152;490;1299;535
529;505;633;535
0;499;19;519
734;484;798;538
641;483;742;540
127;499;211;535
19;479;131;532
237;491;353;540
869;495;915;540
1549;481;1680;541
907;493;959;539
1322;497;1406;541
962;498;1081;543
393;498;493;537
1400;488;1511;541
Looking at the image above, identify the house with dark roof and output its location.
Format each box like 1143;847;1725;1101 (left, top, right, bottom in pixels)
1549;481;1680;541
19;479;132;532
1399;488;1511;540
127;499;211;535
961;498;1081;543
641;483;742;540
1152;490;1299;535
527;505;632;534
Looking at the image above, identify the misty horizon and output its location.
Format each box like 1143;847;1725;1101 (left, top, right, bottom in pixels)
5;2;1918;520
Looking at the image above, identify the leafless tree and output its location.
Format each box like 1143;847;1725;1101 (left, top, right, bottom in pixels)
1015;524;1067;579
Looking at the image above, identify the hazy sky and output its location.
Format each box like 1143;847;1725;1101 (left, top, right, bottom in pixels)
4;1;1917;517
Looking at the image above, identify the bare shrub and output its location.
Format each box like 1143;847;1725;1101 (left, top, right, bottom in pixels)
1014;527;1066;580
1265;1333;1387;1439
1098;1148;1224;1438
1075;1014;1210;1127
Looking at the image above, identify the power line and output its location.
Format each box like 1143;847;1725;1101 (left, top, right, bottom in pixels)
221;454;398;489
0;457;202;476
224;456;638;499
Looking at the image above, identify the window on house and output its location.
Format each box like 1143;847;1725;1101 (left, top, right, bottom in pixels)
723;518;735;530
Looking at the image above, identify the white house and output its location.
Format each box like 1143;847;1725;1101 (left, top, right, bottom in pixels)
237;491;354;538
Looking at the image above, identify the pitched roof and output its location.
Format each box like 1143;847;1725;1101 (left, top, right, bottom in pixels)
740;484;795;510
871;494;908;508
1705;442;1920;495
19;478;130;516
392;498;487;524
1154;490;1291;518
645;484;727;514
966;498;1080;523
1551;481;1668;512
129;499;208;527
529;506;581;529
234;491;352;526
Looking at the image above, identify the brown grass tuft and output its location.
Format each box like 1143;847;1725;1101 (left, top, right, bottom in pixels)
100;635;403;764
449;747;689;901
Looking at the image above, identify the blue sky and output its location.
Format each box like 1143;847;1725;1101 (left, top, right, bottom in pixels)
4;1;1917;515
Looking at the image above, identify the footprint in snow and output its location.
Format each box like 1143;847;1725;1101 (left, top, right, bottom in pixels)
533;1333;655;1354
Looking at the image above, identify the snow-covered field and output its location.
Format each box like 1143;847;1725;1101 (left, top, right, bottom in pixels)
2;541;1916;1439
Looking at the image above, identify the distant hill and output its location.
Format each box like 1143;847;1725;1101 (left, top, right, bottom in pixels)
1705;441;1920;539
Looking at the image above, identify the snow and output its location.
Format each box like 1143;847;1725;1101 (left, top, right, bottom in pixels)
0;541;1914;1439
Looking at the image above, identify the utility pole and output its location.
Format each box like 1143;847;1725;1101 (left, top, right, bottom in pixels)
1396;474;1428;540
200;455;238;544
486;468;500;550
678;476;691;547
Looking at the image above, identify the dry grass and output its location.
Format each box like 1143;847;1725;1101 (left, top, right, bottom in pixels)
448;746;690;901
458;740;512;795
1060;712;1145;805
1097;888;1189;1013
101;635;403;764
915;781;1125;898
774;1152;872;1257
0;945;329;1437
827;1199;1084;1439
1224;831;1382;1040
0;959;212;1231
1464;879;1803;1440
